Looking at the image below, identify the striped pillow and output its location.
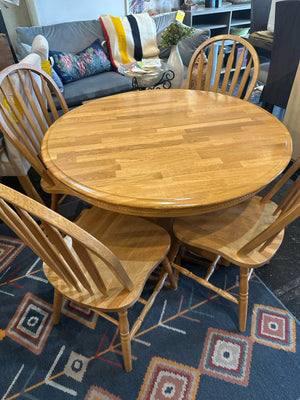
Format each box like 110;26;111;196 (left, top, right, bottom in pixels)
100;13;160;71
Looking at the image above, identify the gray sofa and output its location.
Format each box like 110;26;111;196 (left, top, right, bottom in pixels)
15;12;210;107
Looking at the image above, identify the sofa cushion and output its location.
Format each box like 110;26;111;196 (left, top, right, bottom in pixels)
49;39;111;84
100;13;159;70
16;20;106;54
62;71;133;107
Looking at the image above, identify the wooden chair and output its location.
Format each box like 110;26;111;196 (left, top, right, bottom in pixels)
0;182;176;372
0;63;70;209
171;158;300;332
186;34;260;101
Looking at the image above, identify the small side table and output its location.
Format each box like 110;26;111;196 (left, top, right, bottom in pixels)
118;61;175;90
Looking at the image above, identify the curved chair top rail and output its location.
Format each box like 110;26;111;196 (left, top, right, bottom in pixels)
186;34;260;101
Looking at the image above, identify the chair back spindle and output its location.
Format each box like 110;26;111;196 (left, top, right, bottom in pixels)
239;159;300;255
0;64;69;189
186;34;260;101
0;184;134;296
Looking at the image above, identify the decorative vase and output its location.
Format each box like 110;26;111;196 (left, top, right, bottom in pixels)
167;44;184;89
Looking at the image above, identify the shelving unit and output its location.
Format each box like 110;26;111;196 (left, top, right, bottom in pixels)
182;3;251;37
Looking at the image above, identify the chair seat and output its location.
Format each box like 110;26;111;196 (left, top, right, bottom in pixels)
44;207;171;312
173;196;284;268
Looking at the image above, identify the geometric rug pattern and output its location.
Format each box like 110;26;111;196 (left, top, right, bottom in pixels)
251;304;296;352
5;291;53;355
85;386;122;400
0;236;25;274
137;357;200;400
199;328;253;387
62;299;98;329
0;226;299;400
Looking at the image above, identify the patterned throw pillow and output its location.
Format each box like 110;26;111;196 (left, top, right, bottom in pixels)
49;39;111;84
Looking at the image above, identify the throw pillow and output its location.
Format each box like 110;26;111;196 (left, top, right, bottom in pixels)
100;13;159;70
49;58;64;92
49;39;111;84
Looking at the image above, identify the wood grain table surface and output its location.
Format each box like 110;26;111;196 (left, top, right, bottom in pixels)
42;89;292;217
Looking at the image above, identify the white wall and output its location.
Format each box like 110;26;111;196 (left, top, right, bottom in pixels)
27;0;126;26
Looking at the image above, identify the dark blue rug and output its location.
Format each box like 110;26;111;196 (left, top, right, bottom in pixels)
0;223;299;400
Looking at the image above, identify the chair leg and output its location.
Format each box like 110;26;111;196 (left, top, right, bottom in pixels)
239;268;250;332
162;257;177;290
118;309;132;372
168;239;181;263
53;289;63;325
51;193;59;211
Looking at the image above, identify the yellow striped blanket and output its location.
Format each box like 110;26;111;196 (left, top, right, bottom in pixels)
100;13;159;71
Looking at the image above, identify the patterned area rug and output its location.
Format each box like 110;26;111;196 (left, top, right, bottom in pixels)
0;223;299;400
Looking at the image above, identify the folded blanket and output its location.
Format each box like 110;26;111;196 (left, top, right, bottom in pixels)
100;13;159;71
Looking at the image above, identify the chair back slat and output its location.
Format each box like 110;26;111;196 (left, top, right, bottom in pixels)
0;199;75;287
195;52;206;90
239;160;300;255
0;64;69;188
72;239;107;295
2;77;42;154
236;59;252;99
41;76;60;121
228;45;246;97
238;202;300;255
186;34;260;101
204;43;215;91
0;183;134;295
28;71;54;127
18;70;49;137
275;176;300;215
0;102;52;184
220;42;235;95
212;40;226;93
261;158;300;204
16;207;81;288
42;222;94;295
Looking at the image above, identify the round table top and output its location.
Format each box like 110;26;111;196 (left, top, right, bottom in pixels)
42;89;292;217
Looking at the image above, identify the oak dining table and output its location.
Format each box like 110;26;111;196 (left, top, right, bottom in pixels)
41;89;292;218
